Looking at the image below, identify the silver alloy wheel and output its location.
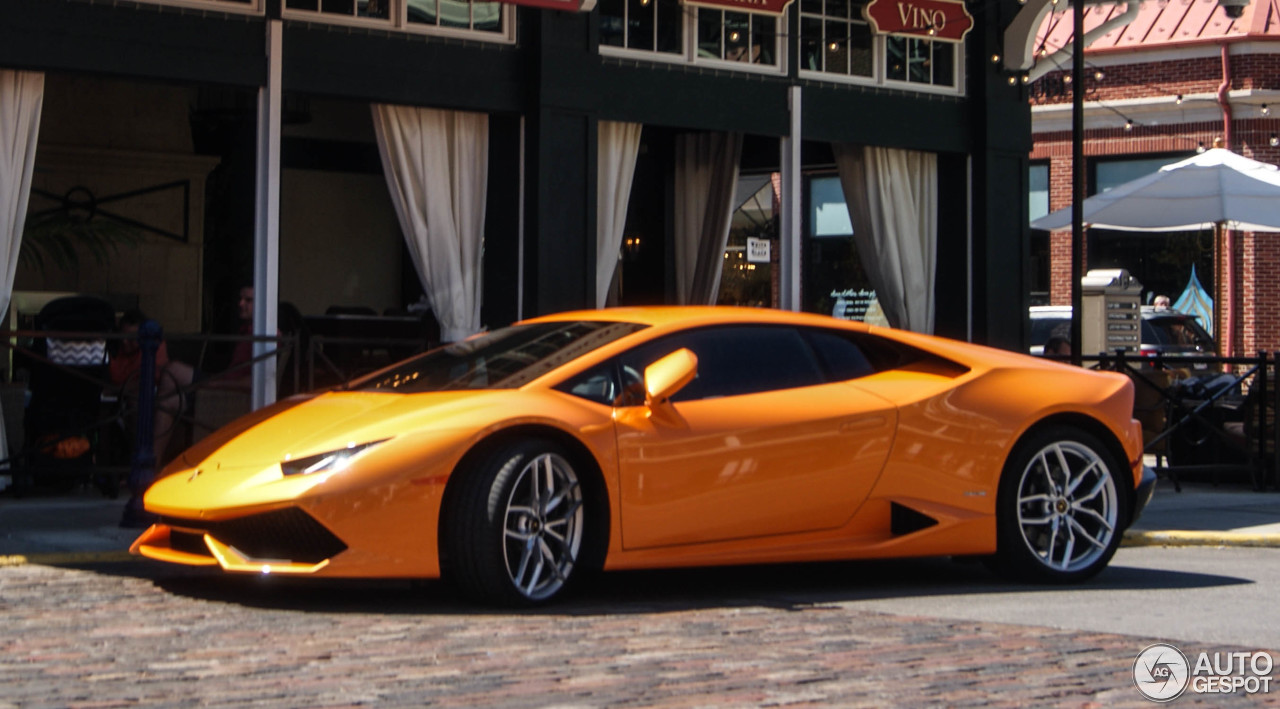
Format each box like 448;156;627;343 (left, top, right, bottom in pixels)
1015;440;1119;573
501;452;584;601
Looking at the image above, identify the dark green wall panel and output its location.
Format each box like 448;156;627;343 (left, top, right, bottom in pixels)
281;26;528;112
0;0;263;86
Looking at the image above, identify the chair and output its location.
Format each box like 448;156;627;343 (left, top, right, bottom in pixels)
20;295;119;495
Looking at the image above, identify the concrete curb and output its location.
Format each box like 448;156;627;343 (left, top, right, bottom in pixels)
1122;529;1280;548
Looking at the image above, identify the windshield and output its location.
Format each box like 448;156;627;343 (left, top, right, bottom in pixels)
1142;316;1214;352
352;320;648;393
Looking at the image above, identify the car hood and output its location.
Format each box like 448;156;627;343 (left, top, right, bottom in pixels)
173;389;505;471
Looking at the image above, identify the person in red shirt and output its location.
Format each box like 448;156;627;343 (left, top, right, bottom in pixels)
110;309;195;466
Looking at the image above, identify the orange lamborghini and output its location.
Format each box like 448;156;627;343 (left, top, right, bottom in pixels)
132;307;1155;606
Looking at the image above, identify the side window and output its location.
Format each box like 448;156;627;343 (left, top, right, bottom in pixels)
556;363;621;406
618;326;825;402
802;328;874;381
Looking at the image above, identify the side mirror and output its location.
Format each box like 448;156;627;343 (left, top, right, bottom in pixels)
644;348;698;406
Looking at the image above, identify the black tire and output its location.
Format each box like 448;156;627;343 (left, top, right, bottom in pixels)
441;438;600;607
990;425;1130;583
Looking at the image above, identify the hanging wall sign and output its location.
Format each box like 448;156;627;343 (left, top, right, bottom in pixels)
863;0;973;42
681;0;796;17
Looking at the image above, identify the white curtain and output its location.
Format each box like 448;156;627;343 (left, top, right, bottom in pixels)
674;132;743;305
0;70;44;469
372;104;487;342
833;144;937;333
596;121;642;308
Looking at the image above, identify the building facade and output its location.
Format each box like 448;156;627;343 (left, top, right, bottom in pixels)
2;0;1040;404
1028;0;1280;356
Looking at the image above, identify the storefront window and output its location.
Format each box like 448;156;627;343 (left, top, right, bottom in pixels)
885;36;953;87
799;0;872;77
598;0;684;54
120;0;260;12
284;0;510;39
1088;155;1211;305
696;9;778;66
802;175;881;322
798;0;959;91
407;0;502;31
717;175;778;308
600;0;782;73
1029;162;1050;304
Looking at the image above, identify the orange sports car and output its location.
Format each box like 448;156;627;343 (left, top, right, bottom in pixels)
132;306;1155;606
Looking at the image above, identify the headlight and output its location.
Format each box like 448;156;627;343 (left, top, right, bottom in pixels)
280;440;388;476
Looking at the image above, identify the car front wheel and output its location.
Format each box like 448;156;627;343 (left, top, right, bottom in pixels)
443;439;591;606
992;426;1129;583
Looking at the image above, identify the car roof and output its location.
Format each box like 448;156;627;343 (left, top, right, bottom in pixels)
1029;305;1202;322
523;305;874;332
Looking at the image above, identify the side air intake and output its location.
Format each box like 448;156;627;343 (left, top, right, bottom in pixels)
890;502;939;536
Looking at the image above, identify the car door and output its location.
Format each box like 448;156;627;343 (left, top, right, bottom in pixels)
610;325;897;550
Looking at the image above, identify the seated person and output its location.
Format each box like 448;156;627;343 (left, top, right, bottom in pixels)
110;309;195;466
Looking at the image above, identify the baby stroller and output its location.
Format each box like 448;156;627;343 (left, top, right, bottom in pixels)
19;295;119;496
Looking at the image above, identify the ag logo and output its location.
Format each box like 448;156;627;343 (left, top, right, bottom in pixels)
1134;643;1190;702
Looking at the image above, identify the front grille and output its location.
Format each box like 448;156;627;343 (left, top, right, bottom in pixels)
160;507;347;563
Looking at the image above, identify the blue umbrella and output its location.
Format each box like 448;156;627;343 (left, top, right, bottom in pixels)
1173;264;1215;337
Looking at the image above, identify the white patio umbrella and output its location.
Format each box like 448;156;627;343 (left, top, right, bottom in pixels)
1031;148;1280;232
1031;148;1280;357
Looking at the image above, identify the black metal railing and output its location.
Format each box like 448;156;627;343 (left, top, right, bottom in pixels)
1084;350;1278;492
0;325;435;499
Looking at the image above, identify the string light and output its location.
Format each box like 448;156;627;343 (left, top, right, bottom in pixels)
991;53;1001;63
1094;70;1105;81
1124;119;1133;131
1197;141;1206;153
1271;134;1279;147
1175;94;1183;104
1008;75;1018;86
1263;104;1271;115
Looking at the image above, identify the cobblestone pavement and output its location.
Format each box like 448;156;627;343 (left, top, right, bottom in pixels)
2;561;1277;708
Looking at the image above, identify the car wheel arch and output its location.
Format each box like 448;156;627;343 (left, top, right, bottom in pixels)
1011;412;1135;491
436;424;612;574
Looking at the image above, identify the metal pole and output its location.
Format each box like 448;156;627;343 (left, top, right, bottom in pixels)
121;319;160;528
253;18;282;410
779;85;802;311
1070;0;1085;366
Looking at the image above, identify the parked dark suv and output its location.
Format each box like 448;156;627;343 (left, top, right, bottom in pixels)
1029;305;1216;357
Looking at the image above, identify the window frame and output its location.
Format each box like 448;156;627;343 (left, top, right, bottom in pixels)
282;0;515;43
598;0;789;76
556;323;899;406
124;0;263;14
796;0;963;95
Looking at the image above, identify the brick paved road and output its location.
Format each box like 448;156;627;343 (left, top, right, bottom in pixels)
1;561;1274;708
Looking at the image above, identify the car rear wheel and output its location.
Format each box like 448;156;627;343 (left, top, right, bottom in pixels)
443;439;590;606
992;426;1129;583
